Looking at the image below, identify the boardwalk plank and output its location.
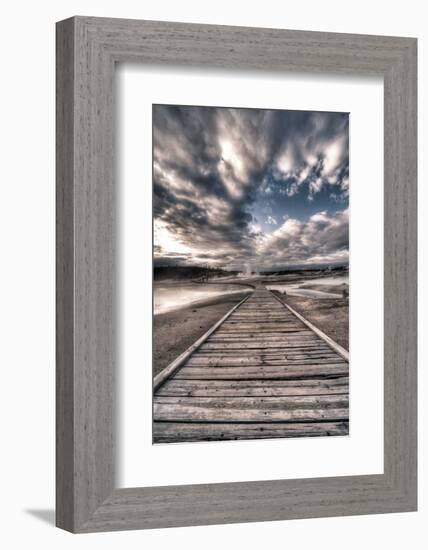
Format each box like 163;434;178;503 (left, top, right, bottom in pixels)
200;342;329;351
155;395;349;409
174;364;348;380
157;378;349;397
186;357;344;367
158;377;349;390
195;350;334;357
213;330;316;336
153;421;349;442
154;404;349;423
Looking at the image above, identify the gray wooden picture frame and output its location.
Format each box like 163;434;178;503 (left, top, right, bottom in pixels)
56;16;417;533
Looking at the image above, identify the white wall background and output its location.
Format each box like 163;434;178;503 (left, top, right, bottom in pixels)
0;1;424;548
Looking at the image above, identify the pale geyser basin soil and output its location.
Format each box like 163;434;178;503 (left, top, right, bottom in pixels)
272;291;349;351
153;291;249;377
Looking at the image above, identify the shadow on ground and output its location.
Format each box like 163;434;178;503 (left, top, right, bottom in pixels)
25;509;55;526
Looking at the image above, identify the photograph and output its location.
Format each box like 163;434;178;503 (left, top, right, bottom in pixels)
152;104;349;444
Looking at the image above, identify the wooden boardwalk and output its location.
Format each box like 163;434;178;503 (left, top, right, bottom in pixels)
153;288;349;443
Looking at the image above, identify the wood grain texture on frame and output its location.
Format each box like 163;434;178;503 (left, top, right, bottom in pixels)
56;16;417;532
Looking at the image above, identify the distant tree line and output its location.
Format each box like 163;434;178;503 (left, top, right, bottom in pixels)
153;264;238;281
261;264;349;276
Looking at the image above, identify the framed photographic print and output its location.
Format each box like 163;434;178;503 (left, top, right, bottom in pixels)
56;17;417;532
151;103;351;445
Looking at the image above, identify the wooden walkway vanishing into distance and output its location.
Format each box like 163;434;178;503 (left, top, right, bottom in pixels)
153;287;349;443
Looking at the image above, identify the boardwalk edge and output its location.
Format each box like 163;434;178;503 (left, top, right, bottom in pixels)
153;291;253;391
269;290;349;362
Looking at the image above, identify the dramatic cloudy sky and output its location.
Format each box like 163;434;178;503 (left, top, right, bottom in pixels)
153;105;349;271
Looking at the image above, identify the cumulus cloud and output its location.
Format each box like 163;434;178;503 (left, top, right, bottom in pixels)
153;104;349;270
266;215;278;225
256;209;349;269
